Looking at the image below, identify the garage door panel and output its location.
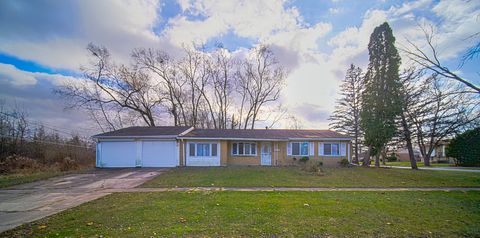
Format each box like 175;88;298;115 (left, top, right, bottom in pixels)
142;141;178;167
100;141;136;167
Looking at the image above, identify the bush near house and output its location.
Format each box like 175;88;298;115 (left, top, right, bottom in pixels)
446;127;480;167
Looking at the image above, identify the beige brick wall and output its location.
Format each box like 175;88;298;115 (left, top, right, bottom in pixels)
226;141;261;165
276;141;350;167
181;139;351;167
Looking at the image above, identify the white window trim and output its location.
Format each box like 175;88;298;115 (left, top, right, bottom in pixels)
321;142;341;157
289;142;310;156
231;142;257;156
188;142;218;157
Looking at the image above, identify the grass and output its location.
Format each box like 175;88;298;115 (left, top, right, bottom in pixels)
0;171;65;188
2;191;479;237
141;166;480;188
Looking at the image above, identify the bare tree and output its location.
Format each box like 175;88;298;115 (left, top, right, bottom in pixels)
56;43;162;127
397;67;426;169
236;46;286;129
329;64;364;164
409;74;479;166
206;48;236;129
401;24;480;93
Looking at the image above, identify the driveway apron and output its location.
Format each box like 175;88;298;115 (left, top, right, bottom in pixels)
0;168;164;233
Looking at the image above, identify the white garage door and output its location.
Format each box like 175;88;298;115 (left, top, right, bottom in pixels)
142;140;178;167
97;140;178;168
99;141;137;167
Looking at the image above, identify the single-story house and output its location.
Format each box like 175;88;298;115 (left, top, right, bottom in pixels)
93;126;352;167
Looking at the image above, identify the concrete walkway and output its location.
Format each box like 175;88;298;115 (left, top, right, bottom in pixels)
0;168;165;233
383;165;480;173
104;186;480;193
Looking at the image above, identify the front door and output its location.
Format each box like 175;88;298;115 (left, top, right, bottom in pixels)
261;142;272;166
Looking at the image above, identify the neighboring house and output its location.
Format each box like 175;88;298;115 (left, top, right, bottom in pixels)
93;126;352;168
395;148;422;162
429;140;453;162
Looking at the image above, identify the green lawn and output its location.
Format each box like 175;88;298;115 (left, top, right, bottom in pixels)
3;191;479;237
141;166;480;188
0;171;65;188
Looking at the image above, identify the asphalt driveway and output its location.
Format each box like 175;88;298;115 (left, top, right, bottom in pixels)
0;168;165;233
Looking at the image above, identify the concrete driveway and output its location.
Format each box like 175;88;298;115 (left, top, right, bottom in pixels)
0;168;165;233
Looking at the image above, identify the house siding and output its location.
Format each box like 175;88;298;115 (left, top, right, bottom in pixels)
227;141;261;165
276;141;350;167
181;139;351;167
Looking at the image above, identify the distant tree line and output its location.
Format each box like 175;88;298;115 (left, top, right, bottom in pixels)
330;22;480;168
0;100;95;174
56;44;287;131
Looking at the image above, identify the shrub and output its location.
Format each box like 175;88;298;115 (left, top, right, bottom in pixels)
0;155;43;174
299;156;309;163
447;127;480;167
57;157;79;171
338;158;350;167
386;153;397;162
300;160;324;176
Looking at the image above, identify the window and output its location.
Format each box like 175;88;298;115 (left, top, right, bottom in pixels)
231;142;257;156
189;143;218;157
291;142;309;156
324;143;340;156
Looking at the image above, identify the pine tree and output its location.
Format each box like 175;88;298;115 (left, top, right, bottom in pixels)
361;22;402;167
329;64;364;164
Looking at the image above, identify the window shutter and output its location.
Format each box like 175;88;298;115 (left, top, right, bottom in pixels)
189;143;195;156
340;143;346;156
287;142;292;156
212;143;218;156
309;142;314;156
319;142;324;156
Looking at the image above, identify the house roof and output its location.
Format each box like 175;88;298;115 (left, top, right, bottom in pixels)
179;129;350;141
92;126;192;138
92;126;350;141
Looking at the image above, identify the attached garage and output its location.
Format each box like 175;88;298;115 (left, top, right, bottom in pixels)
93;126;192;168
96;140;179;168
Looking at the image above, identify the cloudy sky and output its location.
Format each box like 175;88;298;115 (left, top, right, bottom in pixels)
0;0;479;136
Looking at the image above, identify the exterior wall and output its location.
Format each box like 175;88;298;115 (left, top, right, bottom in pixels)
181;139;351;167
276;141;350;167
226;140;261;165
220;140;228;166
179;140;184;166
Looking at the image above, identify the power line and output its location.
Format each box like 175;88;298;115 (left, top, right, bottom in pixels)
0;135;94;149
0;112;93;137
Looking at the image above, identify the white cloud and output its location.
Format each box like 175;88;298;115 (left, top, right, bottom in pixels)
0;0;165;70
0;63;81;87
0;63;37;86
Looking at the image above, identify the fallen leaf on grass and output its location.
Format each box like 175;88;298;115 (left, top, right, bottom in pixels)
86;222;94;226
38;225;47;229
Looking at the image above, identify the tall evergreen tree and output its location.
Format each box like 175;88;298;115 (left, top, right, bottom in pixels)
361;22;402;167
329;64;364;164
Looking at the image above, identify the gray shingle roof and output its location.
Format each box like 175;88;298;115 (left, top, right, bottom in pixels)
180;129;350;140
93;126;192;138
92;127;350;140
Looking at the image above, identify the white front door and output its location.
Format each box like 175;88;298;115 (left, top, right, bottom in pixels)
261;142;272;166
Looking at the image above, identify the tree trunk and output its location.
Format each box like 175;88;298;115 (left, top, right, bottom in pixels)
401;112;418;169
352;137;359;165
374;154;380;168
381;148;387;165
424;155;431;166
362;146;372;167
